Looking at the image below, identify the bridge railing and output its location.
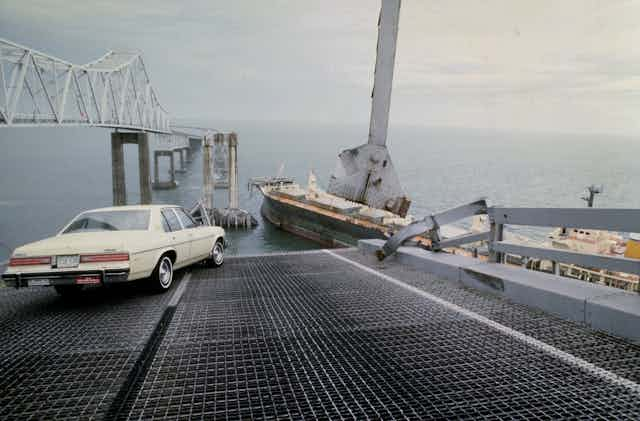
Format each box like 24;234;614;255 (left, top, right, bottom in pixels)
488;207;640;276
380;202;640;280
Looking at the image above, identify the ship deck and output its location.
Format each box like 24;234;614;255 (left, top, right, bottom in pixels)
1;249;640;419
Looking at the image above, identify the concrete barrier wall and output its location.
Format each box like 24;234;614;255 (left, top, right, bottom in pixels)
359;239;640;343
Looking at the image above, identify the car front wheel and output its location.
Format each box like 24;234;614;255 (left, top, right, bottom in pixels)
208;239;224;267
152;255;173;292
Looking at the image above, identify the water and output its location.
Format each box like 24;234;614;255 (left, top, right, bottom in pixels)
1;121;639;261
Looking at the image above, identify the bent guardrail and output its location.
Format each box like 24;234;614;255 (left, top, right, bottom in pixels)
379;204;640;283
377;198;489;259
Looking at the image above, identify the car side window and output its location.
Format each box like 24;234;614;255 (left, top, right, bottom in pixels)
174;208;197;229
161;209;182;231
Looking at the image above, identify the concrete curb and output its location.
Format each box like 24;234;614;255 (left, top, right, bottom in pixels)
359;239;640;343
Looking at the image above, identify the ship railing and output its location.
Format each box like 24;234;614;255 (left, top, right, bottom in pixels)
488;207;640;278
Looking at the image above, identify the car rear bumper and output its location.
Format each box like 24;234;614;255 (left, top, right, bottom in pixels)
2;269;130;288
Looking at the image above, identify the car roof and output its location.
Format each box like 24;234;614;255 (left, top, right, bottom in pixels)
82;204;181;212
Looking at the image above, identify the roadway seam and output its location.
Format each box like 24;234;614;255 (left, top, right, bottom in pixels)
324;249;640;396
104;271;191;420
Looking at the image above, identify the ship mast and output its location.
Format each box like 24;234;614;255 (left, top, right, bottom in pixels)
327;0;410;216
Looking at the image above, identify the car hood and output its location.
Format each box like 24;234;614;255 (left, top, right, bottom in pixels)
13;231;149;256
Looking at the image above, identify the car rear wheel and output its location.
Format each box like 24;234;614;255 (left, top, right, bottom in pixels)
152;255;173;292
208;239;224;267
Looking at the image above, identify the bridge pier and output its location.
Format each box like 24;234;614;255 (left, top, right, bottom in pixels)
203;135;214;209
183;146;192;163
174;148;187;173
111;132;152;206
152;150;178;190
228;132;239;209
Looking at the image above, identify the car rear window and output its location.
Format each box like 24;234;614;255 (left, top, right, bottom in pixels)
175;208;197;229
63;210;150;233
161;209;182;231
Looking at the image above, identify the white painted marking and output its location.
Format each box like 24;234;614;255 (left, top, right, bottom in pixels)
228;249;349;259
168;272;191;307
324;249;640;395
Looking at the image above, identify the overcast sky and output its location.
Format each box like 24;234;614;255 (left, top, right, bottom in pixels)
2;0;639;135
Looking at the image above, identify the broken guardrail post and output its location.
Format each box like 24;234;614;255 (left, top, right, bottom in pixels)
377;198;489;260
488;219;504;263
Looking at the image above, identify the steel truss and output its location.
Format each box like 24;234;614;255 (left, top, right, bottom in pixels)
0;38;170;134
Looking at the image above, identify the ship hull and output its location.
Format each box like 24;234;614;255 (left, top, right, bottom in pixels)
260;193;387;248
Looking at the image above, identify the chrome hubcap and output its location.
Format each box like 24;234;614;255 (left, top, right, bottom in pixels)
213;242;224;265
159;258;172;287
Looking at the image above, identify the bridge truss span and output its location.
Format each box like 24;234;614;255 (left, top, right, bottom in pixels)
0;38;170;134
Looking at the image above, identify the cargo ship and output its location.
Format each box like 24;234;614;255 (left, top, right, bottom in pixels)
252;172;466;248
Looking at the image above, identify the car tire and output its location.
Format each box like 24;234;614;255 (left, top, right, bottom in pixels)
54;285;83;297
152;255;174;292
208;239;224;267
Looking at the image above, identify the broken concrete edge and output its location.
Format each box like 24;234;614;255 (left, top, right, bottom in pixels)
358;239;640;344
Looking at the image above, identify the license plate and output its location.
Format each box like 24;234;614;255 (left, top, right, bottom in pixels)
56;255;79;268
28;279;50;286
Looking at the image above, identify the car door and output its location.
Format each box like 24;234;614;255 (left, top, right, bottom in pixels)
174;207;209;261
161;208;191;266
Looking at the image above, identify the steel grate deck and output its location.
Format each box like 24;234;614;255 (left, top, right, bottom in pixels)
0;282;175;420
123;251;640;420
1;251;639;419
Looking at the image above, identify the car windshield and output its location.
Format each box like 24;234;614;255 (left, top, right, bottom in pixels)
63;210;150;233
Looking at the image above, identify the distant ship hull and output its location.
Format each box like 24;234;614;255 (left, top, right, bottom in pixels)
260;190;388;248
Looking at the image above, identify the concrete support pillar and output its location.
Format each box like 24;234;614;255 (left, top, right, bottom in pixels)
137;133;152;204
213;133;227;189
175;148;186;173
228;132;239;209
111;133;126;206
203;135;214;209
154;149;160;185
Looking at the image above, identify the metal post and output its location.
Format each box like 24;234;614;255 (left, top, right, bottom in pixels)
488;222;504;263
137;132;152;204
228;132;239;209
203;135;214;209
111;132;126;206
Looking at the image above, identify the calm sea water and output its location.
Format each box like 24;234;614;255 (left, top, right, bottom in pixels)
1;121;639;261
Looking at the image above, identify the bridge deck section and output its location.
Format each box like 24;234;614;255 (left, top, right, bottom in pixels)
1;250;639;419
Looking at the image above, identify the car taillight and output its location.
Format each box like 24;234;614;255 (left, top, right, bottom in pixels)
80;253;129;263
9;256;51;266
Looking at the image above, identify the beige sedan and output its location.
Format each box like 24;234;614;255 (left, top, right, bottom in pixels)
2;205;225;295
